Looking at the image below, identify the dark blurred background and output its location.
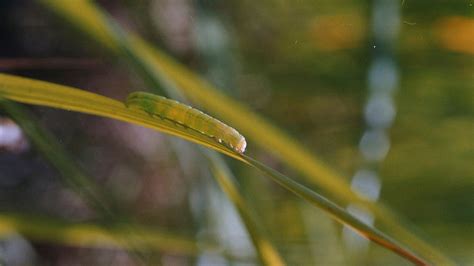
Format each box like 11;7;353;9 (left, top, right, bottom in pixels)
0;0;472;265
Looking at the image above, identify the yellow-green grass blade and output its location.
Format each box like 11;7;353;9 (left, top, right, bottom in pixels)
0;212;201;255
35;1;455;264
0;73;429;265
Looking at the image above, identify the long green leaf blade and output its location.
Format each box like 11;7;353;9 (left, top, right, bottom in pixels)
0;73;429;265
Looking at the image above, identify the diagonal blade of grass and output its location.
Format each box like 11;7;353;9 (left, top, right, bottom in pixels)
35;1;455;264
0;73;430;265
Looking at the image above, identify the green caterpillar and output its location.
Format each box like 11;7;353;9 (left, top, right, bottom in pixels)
126;92;247;153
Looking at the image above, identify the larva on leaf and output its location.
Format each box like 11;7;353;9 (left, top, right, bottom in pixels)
125;92;247;153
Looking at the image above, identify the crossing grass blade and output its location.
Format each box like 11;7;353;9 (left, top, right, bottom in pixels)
0;73;432;265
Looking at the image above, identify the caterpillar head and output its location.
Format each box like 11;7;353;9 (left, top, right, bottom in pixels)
234;136;247;153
